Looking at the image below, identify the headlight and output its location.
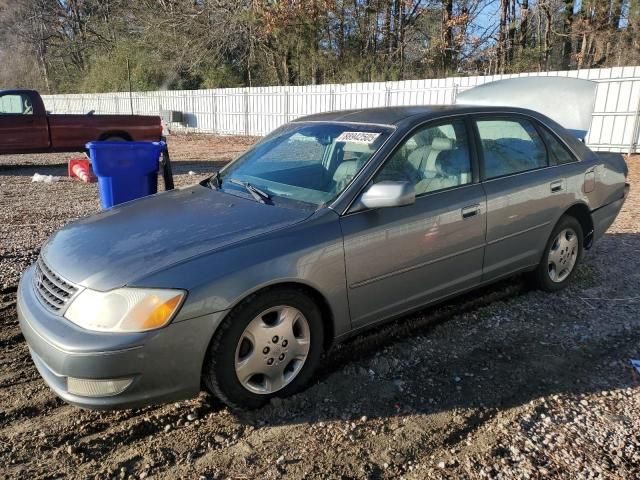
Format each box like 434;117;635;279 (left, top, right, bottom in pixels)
64;288;185;333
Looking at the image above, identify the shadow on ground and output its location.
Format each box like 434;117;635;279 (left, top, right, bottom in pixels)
223;232;639;439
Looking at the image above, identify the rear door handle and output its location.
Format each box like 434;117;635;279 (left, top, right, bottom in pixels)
550;180;564;193
461;204;480;219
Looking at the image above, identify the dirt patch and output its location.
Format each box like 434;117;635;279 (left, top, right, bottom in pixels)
0;145;638;479
166;133;260;162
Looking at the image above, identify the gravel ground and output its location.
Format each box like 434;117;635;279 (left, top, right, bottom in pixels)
0;138;638;479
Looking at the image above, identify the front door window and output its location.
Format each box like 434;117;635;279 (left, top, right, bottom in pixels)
373;119;472;195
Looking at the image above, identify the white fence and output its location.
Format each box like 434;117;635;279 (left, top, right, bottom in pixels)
42;66;640;153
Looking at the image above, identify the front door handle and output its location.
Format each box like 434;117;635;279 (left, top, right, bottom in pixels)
461;204;480;219
550;180;564;193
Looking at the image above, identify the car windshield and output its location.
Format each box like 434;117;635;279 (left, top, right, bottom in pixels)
214;122;393;207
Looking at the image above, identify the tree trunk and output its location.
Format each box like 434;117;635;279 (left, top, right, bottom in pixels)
507;0;516;62
562;0;574;69
498;0;509;72
396;0;405;79
519;0;529;50
441;0;453;73
385;0;393;56
542;2;552;70
610;0;623;29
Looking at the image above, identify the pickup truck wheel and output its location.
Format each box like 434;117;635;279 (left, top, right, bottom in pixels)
531;215;583;292
203;288;324;410
103;135;128;142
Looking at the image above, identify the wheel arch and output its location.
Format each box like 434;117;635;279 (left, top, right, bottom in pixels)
215;281;336;353
562;202;594;249
98;131;133;141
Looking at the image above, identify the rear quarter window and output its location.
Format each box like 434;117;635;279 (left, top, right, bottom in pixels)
539;127;578;165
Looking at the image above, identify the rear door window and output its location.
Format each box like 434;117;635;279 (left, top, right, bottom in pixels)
475;118;548;179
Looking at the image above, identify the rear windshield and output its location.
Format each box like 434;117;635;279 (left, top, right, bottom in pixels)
217;122;392;207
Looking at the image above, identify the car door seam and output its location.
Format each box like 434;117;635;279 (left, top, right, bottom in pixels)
336;217;354;329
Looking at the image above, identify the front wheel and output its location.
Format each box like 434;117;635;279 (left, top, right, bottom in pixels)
203;288;324;410
531;215;583;292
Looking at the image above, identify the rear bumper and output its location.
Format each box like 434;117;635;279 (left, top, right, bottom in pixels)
18;265;227;410
592;184;629;243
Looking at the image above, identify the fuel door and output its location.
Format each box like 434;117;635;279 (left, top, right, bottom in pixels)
584;167;596;193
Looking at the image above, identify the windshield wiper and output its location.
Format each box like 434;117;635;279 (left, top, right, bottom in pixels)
228;178;271;204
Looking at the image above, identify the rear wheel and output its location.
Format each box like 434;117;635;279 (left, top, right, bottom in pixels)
203;288;324;409
531;215;583;292
102;135;128;142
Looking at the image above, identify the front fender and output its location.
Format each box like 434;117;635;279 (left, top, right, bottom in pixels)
129;209;351;338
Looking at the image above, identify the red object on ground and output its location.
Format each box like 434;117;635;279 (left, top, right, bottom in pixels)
68;158;96;183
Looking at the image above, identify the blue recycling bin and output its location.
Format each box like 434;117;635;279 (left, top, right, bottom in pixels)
87;141;166;209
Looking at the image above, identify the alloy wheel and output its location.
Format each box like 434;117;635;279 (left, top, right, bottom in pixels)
547;228;578;283
234;305;311;394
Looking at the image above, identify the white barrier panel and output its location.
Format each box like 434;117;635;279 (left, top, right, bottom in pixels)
42;66;640;153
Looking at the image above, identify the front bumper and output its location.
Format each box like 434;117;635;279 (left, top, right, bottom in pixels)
18;265;227;410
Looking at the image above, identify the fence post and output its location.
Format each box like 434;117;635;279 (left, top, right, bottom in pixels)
190;94;196;133
629;89;640;155
330;89;336;111
244;90;249;136
213;94;218;135
452;84;459;104
385;87;391;107
285;90;290;123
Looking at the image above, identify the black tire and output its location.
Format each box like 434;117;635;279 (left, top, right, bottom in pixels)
103;135;128;142
203;288;324;410
530;215;583;292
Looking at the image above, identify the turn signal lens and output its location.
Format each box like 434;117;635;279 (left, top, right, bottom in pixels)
64;288;185;333
67;376;133;397
121;294;183;331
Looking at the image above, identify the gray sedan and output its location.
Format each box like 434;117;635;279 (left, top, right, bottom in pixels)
18;88;628;410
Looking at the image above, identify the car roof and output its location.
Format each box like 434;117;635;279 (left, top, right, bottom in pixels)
295;104;548;126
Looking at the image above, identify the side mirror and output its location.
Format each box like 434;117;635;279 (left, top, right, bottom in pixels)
359;181;415;209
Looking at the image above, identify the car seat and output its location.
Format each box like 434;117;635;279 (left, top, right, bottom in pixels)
332;159;364;192
408;137;455;181
415;145;468;193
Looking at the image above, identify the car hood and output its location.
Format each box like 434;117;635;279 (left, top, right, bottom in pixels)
41;185;311;291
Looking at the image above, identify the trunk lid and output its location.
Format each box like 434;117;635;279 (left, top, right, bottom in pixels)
456;77;597;139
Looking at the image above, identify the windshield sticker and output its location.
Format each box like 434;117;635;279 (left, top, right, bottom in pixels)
336;131;381;144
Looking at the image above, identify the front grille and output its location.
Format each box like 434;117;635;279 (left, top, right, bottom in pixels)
32;257;78;314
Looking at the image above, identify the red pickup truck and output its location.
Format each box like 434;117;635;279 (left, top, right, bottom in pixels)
0;89;163;155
